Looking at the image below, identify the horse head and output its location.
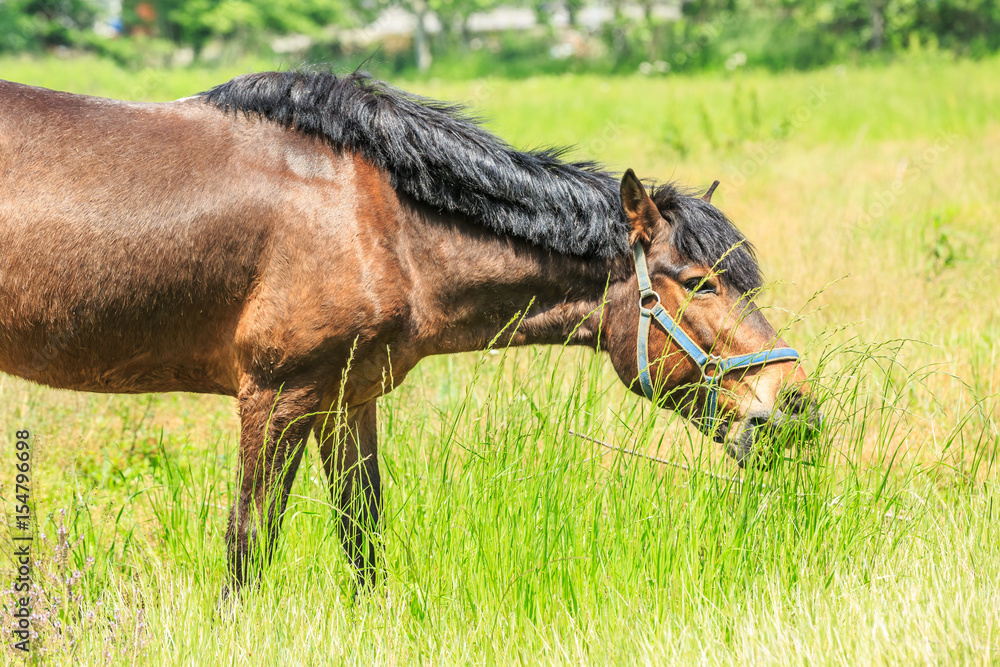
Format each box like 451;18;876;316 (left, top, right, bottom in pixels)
604;169;821;467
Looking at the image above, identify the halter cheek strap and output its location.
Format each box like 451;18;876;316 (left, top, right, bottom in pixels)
633;242;800;436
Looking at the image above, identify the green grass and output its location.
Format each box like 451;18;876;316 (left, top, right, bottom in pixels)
0;55;997;664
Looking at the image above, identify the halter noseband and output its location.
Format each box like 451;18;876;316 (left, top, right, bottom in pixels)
632;242;800;437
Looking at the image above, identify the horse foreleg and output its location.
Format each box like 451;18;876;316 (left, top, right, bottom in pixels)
224;377;321;596
314;399;383;590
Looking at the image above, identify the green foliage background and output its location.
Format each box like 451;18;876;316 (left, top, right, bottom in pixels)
1;0;998;74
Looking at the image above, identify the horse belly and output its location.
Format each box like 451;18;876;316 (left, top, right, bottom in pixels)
0;181;260;396
0;269;245;395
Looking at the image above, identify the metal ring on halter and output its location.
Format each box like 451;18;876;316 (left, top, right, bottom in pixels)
639;291;661;309
701;354;724;381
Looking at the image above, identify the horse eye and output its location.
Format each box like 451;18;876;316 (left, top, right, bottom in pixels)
683;277;716;294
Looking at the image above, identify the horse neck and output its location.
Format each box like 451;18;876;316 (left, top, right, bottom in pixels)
397;204;624;355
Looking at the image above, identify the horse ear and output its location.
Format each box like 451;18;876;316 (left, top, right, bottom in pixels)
620;169;659;246
702;180;720;203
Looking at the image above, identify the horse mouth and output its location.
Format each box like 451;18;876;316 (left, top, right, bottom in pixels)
711;419;731;445
720;394;823;469
724;415;773;468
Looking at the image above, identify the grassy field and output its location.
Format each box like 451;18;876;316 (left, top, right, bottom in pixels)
0;54;997;664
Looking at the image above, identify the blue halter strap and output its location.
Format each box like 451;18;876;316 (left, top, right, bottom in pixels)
632;242;800;437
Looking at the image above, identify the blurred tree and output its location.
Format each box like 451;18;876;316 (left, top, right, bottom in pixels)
121;0;350;53
2;0;999;70
563;0;583;26
906;0;1000;53
432;0;498;50
378;0;502;71
0;0;99;51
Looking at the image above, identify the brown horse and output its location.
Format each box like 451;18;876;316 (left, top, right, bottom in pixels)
0;71;817;593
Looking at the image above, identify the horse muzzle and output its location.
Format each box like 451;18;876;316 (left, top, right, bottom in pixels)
720;387;823;469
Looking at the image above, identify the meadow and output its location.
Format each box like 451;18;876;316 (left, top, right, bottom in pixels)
0;54;997;664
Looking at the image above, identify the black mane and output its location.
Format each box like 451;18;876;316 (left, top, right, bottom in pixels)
201;70;761;292
650;185;762;294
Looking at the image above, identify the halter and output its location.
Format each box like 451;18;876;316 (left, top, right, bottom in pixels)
632;242;800;437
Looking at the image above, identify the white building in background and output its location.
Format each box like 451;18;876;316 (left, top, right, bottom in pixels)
78;0;682;53
327;2;681;50
92;0;124;37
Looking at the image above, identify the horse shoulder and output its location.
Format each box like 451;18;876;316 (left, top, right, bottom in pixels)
231;144;416;390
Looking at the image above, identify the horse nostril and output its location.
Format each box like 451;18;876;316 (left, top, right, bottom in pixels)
777;387;823;436
728;415;769;468
778;387;808;415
